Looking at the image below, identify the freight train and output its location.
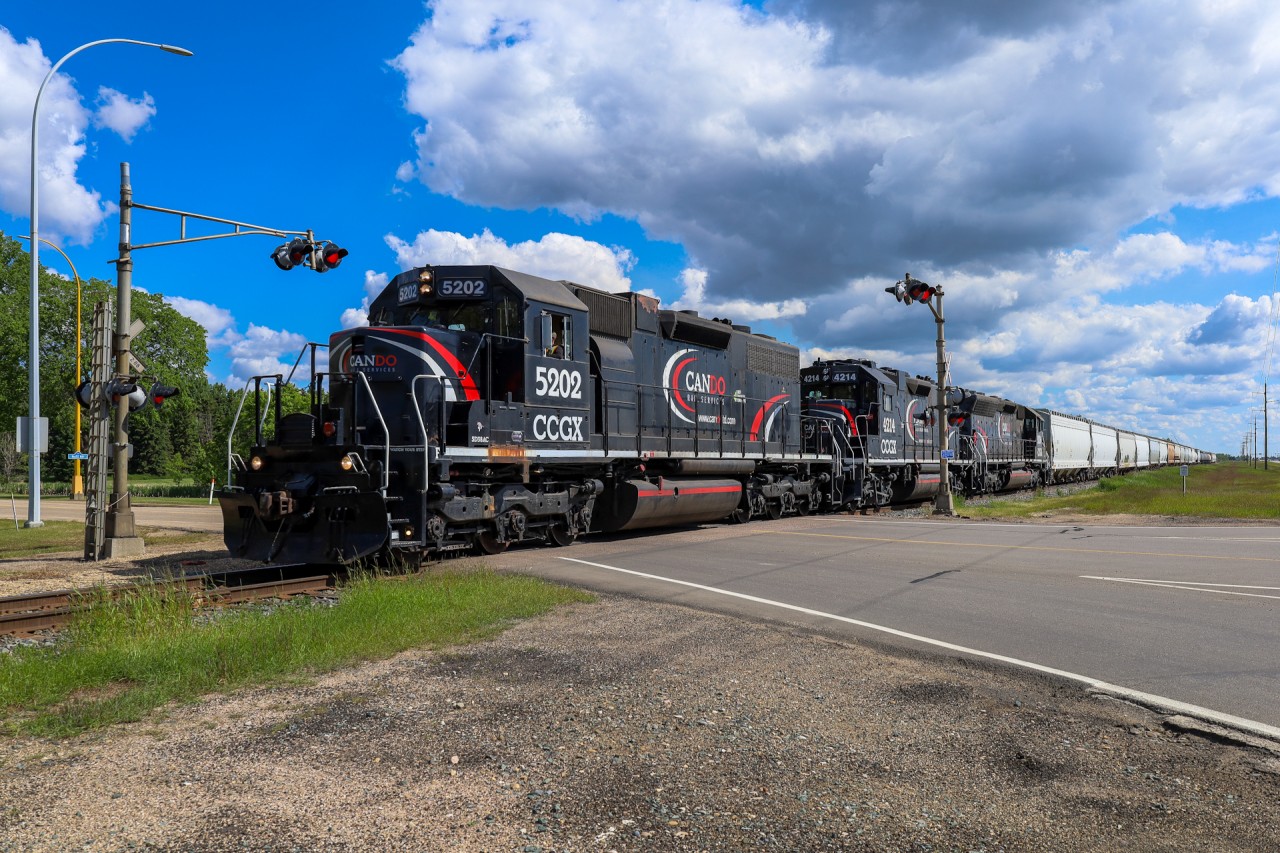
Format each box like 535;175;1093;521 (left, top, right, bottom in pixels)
218;265;1213;565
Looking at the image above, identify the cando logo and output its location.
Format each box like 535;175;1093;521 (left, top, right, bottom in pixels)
350;354;398;368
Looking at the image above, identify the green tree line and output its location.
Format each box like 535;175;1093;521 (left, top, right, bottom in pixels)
0;232;310;494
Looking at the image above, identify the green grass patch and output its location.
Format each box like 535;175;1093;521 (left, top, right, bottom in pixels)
962;461;1280;521
0;570;591;738
0;520;85;559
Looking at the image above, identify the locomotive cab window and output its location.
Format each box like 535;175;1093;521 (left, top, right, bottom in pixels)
542;312;572;359
408;302;487;333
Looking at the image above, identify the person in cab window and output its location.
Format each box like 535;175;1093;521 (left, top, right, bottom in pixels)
545;332;564;359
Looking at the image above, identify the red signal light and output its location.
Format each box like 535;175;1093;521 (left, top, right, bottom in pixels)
907;282;933;303
313;241;348;273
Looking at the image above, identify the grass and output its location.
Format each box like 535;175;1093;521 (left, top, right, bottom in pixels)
0;522;209;560
0;570;592;738
0;521;86;559
961;460;1280;521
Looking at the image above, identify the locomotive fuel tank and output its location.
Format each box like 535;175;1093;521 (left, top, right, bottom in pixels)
593;478;744;532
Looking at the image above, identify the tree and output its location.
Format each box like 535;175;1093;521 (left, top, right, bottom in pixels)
0;231;212;488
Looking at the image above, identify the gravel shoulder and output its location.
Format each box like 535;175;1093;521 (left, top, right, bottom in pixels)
2;531;1278;851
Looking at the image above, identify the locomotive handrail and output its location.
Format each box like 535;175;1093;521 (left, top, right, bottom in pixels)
355;371;391;497
284;341;328;390
409;374;446;498
223;377;274;486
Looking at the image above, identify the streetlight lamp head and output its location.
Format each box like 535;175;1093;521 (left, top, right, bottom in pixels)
159;44;194;56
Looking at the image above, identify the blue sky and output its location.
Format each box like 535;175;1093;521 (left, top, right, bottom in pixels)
3;0;1279;454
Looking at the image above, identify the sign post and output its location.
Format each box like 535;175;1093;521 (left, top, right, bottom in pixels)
1180;464;1189;494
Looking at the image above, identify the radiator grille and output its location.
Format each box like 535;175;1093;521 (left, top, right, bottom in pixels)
571;287;632;339
748;341;799;380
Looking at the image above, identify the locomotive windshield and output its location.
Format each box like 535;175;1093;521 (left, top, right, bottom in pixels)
408;303;486;332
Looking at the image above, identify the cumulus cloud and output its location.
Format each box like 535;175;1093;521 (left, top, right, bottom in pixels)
340;271;390;329
92;87;156;143
168;296;239;349
670;268;807;322
385;228;635;291
393;0;1280;309
226;323;312;386
0;28;112;245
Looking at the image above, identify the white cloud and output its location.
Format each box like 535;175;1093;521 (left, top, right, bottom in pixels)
92;87;156;143
340;271;389;329
385;228;635;292
0;28;111;245
226;323;312;386
670;268;807;322
168;295;239;349
392;1;1280;311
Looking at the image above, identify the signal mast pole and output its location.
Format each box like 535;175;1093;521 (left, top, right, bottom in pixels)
884;273;955;516
100;162;346;557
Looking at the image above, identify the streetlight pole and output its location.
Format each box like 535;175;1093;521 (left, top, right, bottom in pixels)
18;235;85;499
25;38;193;528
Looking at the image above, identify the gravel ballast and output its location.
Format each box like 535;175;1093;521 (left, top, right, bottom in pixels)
2;567;1279;851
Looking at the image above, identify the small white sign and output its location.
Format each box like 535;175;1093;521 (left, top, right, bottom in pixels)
1179;465;1189;477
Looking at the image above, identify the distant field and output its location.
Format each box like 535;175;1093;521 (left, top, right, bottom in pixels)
961;460;1280;521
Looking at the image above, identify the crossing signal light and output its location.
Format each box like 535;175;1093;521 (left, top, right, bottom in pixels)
271;238;313;271
105;378;146;411
148;382;180;408
947;412;968;427
313;241;348;273
74;380;95;409
905;276;934;304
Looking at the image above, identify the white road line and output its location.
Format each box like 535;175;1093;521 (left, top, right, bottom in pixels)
1081;575;1280;600
558;556;1280;744
841;518;1280;534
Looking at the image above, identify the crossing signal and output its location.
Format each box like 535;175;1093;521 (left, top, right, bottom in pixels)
947;412;968;427
312;241;348;273
74;380;95;409
271;238;313;271
905;275;934;303
105;378;146;411
148;382;180;408
884;282;909;303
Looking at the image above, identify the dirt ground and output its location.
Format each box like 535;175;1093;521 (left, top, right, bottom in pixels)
1;523;1278;851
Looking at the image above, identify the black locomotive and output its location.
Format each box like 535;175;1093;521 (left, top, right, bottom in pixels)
218;264;1214;565
219;265;828;564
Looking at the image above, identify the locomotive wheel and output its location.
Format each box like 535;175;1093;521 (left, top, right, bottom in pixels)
766;500;783;520
795;497;811;516
548;523;577;547
476;530;508;555
730;506;751;524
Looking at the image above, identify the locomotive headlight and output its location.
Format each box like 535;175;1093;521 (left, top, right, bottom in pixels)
340;454;354;471
418;269;434;296
403;525;414;539
250;455;264;471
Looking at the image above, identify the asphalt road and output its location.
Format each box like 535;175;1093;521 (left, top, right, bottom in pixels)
6;499;223;532
507;515;1280;733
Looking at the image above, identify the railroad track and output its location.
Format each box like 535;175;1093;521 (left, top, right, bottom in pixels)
0;565;340;638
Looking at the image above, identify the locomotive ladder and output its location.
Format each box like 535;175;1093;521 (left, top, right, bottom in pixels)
83;301;114;561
